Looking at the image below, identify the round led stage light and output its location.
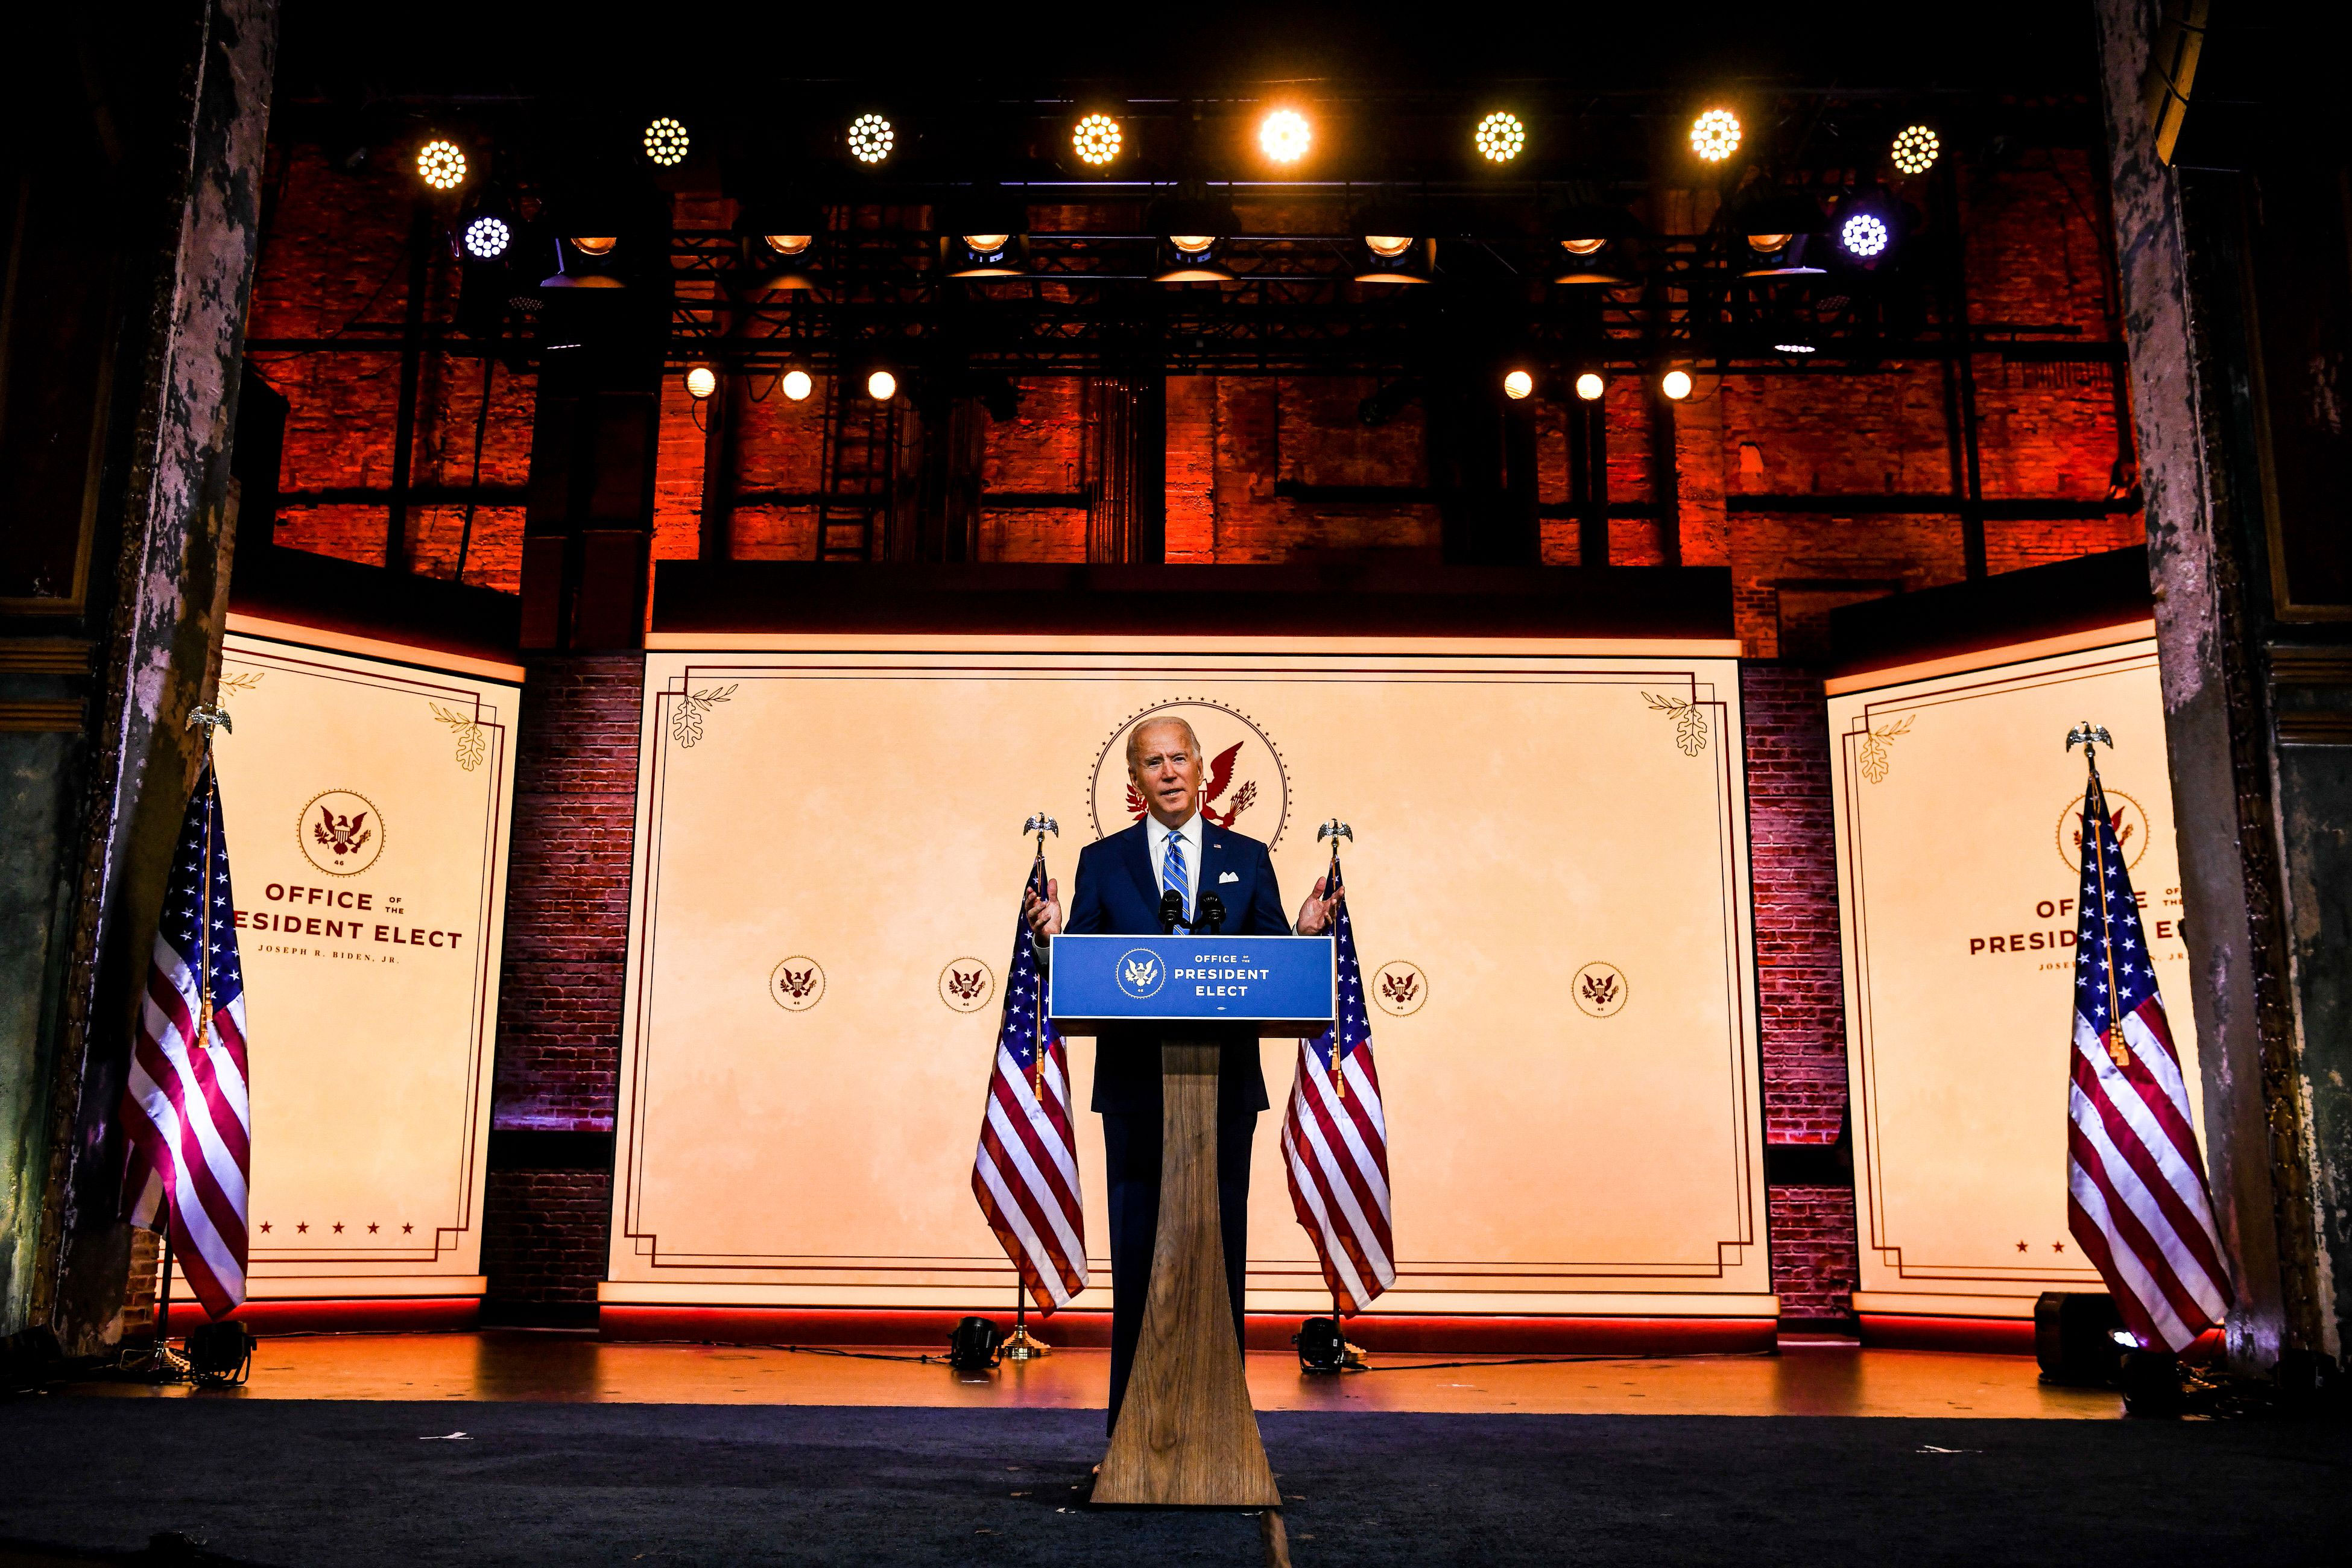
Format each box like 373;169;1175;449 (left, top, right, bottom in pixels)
463;215;510;259
1891;124;1940;175
1502;370;1534;400
684;366;718;400
569;236;618;256
1774;340;1818;355
1841;212;1890;257
643;116;691;168
1475;111;1526;164
1364;234;1415;259
849;114;895;165
1689;109;1741;163
1259;109;1311;165
1168;234;1219;254
417;139;467;191
782;370;814;402
867;369;898;400
1073;113;1122;166
1575;371;1605;401
764;233;814;256
1660;369;1693;400
961;233;1012;253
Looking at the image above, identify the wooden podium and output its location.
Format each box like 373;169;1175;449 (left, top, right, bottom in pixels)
1047;935;1337;1511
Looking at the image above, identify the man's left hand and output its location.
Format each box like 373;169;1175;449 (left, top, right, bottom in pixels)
1295;876;1342;935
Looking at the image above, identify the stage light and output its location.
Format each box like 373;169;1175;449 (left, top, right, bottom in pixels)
1551;204;1639;285
1774;339;1818;355
1259;109;1311;165
1841;212;1890;257
1560;238;1605;256
643;116;691;167
849;113;894;165
867;369;898;400
1891;124;1940;175
1073;113;1122;166
1575;371;1605;401
569;236;618;256
961;233;1012;252
1169;235;1218;254
462;215;510;259
1475;111;1526;163
417;139;467;191
1365;235;1415;259
764;233;814;256
1152;197;1238;282
684;366;717;400
1660;369;1693;400
1747;232;1794;253
781;369;814;402
1502;369;1534;400
1689;109;1741;163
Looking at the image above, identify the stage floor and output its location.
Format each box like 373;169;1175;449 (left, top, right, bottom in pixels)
58;1331;2122;1418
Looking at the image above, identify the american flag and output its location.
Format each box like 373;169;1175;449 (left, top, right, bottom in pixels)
1281;853;1396;1315
122;760;251;1320
970;852;1087;1312
2066;767;2232;1352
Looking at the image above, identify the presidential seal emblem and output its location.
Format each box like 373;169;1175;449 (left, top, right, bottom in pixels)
1372;960;1427;1017
770;957;826;1012
1089;699;1290;849
2056;789;2149;873
298;789;385;877
939;958;994;1013
1115;947;1166;999
1572;961;1628;1018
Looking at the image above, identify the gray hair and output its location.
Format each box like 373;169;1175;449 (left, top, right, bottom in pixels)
1125;715;1203;774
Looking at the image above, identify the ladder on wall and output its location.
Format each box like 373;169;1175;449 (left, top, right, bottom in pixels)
817;373;894;561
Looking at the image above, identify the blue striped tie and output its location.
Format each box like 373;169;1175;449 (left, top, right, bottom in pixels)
1162;830;1190;928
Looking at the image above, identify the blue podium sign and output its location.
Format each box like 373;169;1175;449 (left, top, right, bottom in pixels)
1047;934;1337;1037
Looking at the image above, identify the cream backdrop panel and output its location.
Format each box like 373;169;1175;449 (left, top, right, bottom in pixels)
194;625;517;1299
1830;632;2202;1319
607;636;1769;1318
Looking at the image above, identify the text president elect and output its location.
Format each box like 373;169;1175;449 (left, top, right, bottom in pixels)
1025;715;1339;1432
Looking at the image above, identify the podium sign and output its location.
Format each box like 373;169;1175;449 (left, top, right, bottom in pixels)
1047;934;1336;1037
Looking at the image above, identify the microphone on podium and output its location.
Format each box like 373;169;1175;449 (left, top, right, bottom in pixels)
1157;890;1187;934
1197;892;1227;935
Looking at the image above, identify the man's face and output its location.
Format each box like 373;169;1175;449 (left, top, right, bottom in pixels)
1129;721;1203;828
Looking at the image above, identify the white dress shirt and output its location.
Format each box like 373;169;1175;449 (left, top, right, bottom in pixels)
1148;809;1204;923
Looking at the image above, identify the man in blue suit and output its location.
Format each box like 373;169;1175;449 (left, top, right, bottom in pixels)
1025;715;1338;1432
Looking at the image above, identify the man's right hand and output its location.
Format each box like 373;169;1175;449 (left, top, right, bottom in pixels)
1023;877;1063;940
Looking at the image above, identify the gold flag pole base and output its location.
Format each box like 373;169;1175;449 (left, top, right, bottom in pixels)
1002;1323;1052;1361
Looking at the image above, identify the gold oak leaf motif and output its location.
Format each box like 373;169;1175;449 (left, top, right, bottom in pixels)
1640;692;1711;756
428;703;487;771
218;671;264;696
1858;713;1916;784
669;684;739;748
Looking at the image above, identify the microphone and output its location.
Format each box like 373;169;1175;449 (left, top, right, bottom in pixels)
1157;889;1187;934
1197;891;1227;935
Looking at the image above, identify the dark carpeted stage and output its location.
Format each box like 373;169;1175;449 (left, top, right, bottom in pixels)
4;1397;2347;1567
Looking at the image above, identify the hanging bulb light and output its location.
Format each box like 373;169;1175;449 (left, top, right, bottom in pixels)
867;369;898;400
684;366;718;400
1660;369;1693;400
1502;369;1534;400
1575;372;1605;401
781;369;814;402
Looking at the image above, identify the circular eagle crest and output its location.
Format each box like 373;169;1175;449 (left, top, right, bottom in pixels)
1371;960;1428;1017
769;956;826;1012
1088;698;1291;849
938;958;995;1013
1114;947;1167;999
1572;961;1629;1019
2056;789;2151;873
297;788;385;877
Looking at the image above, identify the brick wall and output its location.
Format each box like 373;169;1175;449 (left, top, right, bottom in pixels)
1742;662;1861;1325
483;1166;612;1318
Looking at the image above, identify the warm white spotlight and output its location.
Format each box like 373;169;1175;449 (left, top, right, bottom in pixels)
1073;113;1122;166
1841;212;1891;257
643;116;691;168
781;369;814;402
1259;109;1312;165
1502;369;1534;400
1745;232;1794;254
961;233;1012;253
1475;111;1526;164
1891;124;1940;176
684;366;718;400
1575;371;1605;401
1689;109;1742;163
569;236;618;257
867;369;898;400
1660;369;1693;400
1168;234;1219;255
463;215;511;259
765;233;814;256
849;113;895;165
1364;234;1415;259
417;139;467;191
1558;236;1607;257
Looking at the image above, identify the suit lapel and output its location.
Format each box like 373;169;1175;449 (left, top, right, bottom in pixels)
1198;829;1232;920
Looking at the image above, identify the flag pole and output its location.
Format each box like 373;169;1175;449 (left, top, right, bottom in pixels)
2067;721;2131;1070
1004;811;1059;1363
